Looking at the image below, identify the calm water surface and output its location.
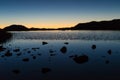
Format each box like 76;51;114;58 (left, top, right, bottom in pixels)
0;31;120;80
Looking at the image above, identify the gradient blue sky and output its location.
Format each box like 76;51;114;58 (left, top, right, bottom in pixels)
0;0;120;28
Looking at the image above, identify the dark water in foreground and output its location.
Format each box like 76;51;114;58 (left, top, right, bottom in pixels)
0;31;120;80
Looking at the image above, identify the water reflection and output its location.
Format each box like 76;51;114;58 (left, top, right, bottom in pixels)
10;31;120;40
0;31;120;80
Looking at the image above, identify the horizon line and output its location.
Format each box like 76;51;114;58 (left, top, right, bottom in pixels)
1;18;119;29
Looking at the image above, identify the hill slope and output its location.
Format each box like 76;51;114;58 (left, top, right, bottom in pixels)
71;19;120;30
4;24;28;31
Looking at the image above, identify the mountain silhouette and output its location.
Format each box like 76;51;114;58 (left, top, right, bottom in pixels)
4;24;28;31
71;19;120;30
2;19;120;31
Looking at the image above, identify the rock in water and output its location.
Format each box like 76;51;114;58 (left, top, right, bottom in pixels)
13;48;20;52
42;41;48;45
0;45;6;52
12;69;20;74
50;53;56;56
64;42;69;45
22;58;29;62
92;45;96;49
60;46;67;54
105;60;110;64
5;50;12;57
16;53;22;56
73;55;89;64
41;68;51;74
33;56;36;59
108;49;112;55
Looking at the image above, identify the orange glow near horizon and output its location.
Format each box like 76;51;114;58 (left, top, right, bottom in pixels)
0;22;78;29
0;18;115;29
0;19;84;29
25;23;77;29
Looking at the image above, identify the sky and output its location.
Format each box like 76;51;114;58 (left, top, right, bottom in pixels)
0;0;120;28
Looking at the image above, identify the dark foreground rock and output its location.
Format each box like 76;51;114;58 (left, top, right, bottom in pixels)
0;46;6;52
60;46;67;53
22;58;29;62
42;41;48;45
12;69;20;74
73;55;89;64
92;45;96;49
108;49;112;55
5;50;12;57
64;42;69;45
41;68;51;74
0;30;12;43
13;49;20;52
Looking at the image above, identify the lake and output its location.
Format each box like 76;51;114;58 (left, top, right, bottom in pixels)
0;30;120;80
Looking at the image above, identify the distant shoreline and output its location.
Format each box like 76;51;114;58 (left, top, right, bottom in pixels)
2;19;120;31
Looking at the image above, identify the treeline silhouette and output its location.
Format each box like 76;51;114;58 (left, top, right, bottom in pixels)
2;19;120;31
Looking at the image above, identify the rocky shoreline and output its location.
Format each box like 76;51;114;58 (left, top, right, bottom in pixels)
0;30;12;43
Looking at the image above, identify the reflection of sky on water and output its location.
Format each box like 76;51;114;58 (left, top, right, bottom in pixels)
0;31;120;80
10;31;120;40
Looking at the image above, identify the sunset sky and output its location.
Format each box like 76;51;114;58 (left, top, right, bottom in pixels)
0;0;120;28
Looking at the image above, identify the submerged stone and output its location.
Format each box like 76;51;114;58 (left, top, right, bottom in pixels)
22;58;29;62
27;51;31;53
37;53;41;56
32;47;40;50
16;53;22;56
12;69;20;74
101;56;106;58
13;49;20;52
50;53;56;56
0;45;6;52
49;49;55;53
1;55;5;58
33;56;36;59
69;55;74;58
41;68;51;74
108;49;112;55
5;50;12;57
105;60;110;64
9;44;12;46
